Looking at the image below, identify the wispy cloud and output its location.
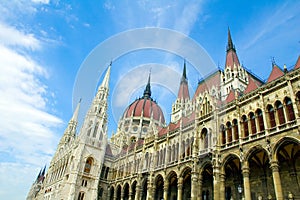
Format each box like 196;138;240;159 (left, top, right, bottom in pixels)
243;1;300;50
104;0;204;35
0;12;62;200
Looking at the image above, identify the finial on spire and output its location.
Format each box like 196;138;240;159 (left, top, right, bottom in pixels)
271;57;276;67
143;70;152;98
181;59;188;83
227;27;235;52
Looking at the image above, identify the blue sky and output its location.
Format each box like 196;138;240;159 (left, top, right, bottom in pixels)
0;0;299;199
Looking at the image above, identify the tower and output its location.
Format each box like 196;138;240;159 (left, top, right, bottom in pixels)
171;61;191;122
66;64;111;200
221;28;249;100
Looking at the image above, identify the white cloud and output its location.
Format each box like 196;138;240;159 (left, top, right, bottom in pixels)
0;23;41;50
32;0;50;4
0;21;62;199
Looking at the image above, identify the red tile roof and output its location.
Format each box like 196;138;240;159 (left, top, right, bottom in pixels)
177;81;190;100
193;71;221;100
225;50;240;69
244;76;259;94
295;56;300;69
225;90;235;103
267;65;284;83
158;127;168;137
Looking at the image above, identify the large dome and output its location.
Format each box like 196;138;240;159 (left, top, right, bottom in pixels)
123;96;165;124
122;74;165;125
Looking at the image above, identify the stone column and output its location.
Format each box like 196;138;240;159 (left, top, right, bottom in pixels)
163;182;169;200
129;188;133;200
152;185;156;200
242;163;251;200
213;167;220;200
121;189;125;200
220;173;225;200
177;177;183;200
270;161;283;200
198;174;203;200
135;184;142;200
191;171;199;200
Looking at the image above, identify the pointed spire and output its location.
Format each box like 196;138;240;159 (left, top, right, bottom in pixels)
177;61;190;100
227;27;235;52
143;70;151;98
71;98;81;122
36;168;42;182
98;62;111;90
41;165;46;176
225;28;240;69
181;60;187;83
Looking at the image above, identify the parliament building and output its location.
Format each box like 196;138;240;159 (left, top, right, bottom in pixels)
27;29;300;200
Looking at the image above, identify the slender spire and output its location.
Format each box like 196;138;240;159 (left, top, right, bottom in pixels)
177;61;190;100
98;62;111;90
71;98;81;122
227;27;235;52
225;28;240;69
143;71;151;98
181;60;187;83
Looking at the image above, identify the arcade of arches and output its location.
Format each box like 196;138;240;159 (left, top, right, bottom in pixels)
101;135;300;200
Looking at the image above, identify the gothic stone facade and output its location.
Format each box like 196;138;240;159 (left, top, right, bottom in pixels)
27;30;300;200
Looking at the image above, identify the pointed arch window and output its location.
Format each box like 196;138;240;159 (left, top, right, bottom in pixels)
84;157;93;174
275;101;285;125
249;112;256;134
78;192;85;200
256;109;265;132
267;105;276;128
232;119;239;140
285;97;295;121
181;141;186;159
176;142;179;161
220;124;226;145
92;122;99;138
87;121;93;136
226;122;232;143
242;115;249;137
201;128;209;149
186;138;190;157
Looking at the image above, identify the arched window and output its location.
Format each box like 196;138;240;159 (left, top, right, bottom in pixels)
84;157;93;173
296;92;300;112
176;143;179;161
242;115;249;137
249;112;256;134
87;121;92;136
226;122;232;143
285;97;295;121
186;138;190;157
220;124;226;145
267;105;276;128
275;101;285;125
201;128;209;149
145;152;149;169
78;192;85;200
181;141;185;159
168;146;172;163
172;144;175;162
92;122;99;138
232;119;238;140
256;109;265;132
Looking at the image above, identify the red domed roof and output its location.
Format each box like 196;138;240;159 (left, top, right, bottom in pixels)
122;73;165;124
123;97;165;124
